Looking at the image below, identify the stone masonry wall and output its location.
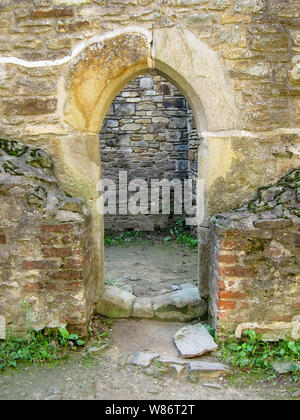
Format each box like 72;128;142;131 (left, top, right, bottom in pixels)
0;139;95;337
99;72;196;232
0;1;298;217
209;168;300;341
0;0;298;339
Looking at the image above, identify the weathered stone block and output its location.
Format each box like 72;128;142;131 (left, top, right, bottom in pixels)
30;8;74;18
152;287;207;321
2;97;57;115
95;286;135;318
114;102;135;115
132;297;153;318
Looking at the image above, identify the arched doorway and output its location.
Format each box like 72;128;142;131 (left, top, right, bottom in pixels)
98;70;202;319
62;26;239;325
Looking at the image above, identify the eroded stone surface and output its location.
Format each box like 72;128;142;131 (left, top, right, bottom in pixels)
95;286;135;318
131;351;160;367
209;168;300;341
188;361;230;379
132;297;153;318
173;324;218;358
152;287;207;321
0;139;94;336
272;361;300;375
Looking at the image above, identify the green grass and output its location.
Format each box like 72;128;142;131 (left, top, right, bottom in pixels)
166;219;198;249
221;329;300;381
0;327;85;372
104;230;146;246
104;220;198;249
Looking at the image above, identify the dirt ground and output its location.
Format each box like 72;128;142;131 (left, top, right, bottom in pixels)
0;319;299;400
104;241;198;296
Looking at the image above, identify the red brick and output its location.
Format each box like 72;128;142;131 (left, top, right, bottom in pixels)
23;283;42;291
219;266;255;277
219;254;239;264
48;270;83;280
61;234;81;244
219;291;248;299
22;260;58;270
268;315;293;322
64;282;82;291
0;234;6;244
218;280;226;290
220;239;248;250
218;300;237;310
37;234;60;245
45;283;57;291
62;259;83;269
30;8;73;18
41;224;73;233
42;247;73;258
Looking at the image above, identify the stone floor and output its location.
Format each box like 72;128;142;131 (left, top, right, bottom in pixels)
104;241;198;297
100;241;204;322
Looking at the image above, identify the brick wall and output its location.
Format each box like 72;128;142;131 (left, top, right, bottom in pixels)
209;168;300;341
0;139;95;337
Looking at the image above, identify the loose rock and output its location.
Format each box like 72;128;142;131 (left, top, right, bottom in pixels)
173;324;218;358
188;361;230;378
131;352;160;367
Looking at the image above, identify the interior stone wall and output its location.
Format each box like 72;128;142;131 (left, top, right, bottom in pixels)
99;72;197;232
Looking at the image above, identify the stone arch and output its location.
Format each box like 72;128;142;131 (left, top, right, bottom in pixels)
62;27;240;298
64;27;239;134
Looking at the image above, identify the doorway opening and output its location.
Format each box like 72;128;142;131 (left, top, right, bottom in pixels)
98;71;206;321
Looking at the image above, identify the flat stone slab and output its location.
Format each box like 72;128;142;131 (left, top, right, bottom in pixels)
158;355;189;365
173;324;218;358
152;287;206;321
188;361;230;378
131;351;160;367
95;286;135;318
272;361;300;375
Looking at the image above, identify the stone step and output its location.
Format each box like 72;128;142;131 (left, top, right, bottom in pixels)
95;285;206;321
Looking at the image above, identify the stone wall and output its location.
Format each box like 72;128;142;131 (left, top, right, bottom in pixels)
208;168;300;341
99;72;196;231
0;139;95;337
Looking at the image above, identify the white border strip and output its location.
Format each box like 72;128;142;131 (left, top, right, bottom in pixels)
0;27;152;68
